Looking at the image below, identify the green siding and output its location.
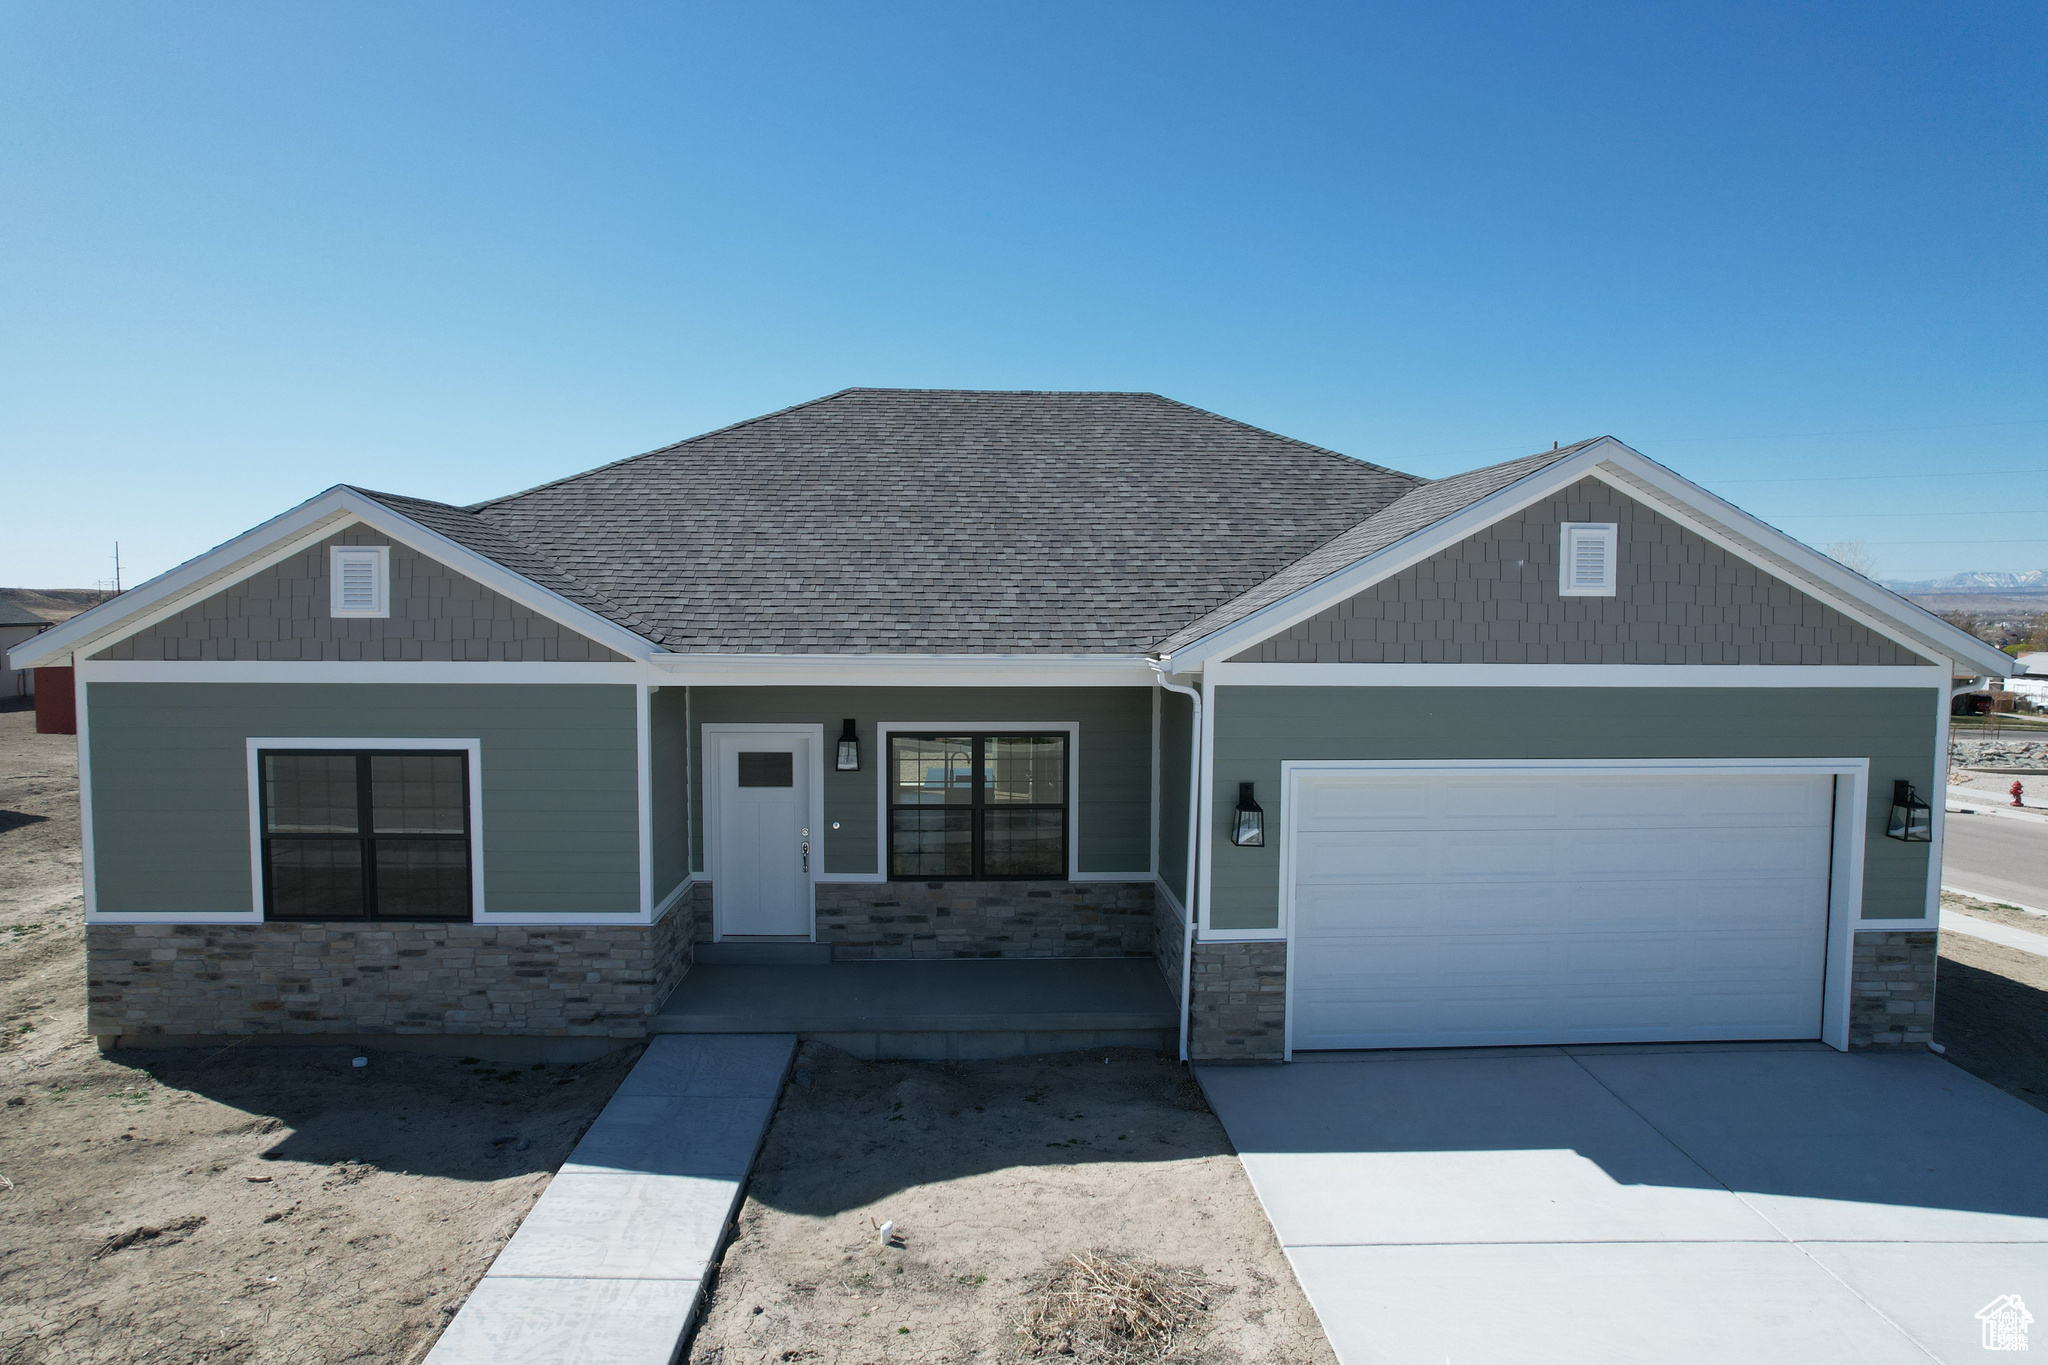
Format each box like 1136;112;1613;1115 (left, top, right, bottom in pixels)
1158;689;1194;905
1209;685;1937;931
687;686;1154;876
88;682;640;917
649;686;690;904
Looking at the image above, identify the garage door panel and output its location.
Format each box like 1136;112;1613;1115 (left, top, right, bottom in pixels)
1288;771;1834;1050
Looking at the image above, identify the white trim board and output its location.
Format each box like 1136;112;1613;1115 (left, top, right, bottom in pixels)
1208;664;1950;688
77;661;648;684
1269;757;1875;1059
1156;439;2009;677
649;655;1157;687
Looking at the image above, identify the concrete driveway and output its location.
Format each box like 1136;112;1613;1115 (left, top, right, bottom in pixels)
1199;1043;2048;1364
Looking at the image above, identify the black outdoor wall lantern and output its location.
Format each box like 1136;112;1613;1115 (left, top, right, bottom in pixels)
1885;779;1932;842
1231;782;1266;847
836;719;861;772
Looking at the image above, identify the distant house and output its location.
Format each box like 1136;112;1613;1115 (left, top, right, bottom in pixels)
0;598;51;697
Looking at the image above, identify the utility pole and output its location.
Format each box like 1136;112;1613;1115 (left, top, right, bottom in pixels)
113;542;122;594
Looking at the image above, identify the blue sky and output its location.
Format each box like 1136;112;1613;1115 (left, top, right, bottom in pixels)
3;2;2042;587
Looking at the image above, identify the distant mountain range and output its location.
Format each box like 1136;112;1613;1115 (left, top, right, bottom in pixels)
1881;570;2048;595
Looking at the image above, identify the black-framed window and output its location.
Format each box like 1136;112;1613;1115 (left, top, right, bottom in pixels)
888;733;1067;879
259;749;472;920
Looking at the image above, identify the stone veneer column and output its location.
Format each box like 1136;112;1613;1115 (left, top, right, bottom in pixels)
1187;941;1285;1061
1848;930;1937;1047
87;910;692;1042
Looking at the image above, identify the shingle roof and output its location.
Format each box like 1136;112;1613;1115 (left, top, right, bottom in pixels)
0;597;51;628
444;388;1429;653
354;389;1594;657
1152;440;1602;654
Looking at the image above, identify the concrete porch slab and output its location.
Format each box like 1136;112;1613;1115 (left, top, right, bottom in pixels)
651;957;1176;1035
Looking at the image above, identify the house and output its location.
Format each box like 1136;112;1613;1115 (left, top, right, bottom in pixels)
7;389;2004;1061
0;597;51;698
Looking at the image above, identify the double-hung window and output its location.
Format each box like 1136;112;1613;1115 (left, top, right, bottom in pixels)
259;750;472;919
888;733;1068;879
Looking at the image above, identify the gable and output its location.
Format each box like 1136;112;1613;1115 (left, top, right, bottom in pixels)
1229;476;1933;666
90;526;629;663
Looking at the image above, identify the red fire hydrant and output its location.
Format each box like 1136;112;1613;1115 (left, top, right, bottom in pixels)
2013;780;2026;808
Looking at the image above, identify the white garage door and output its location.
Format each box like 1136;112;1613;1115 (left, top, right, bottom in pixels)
1289;770;1836;1050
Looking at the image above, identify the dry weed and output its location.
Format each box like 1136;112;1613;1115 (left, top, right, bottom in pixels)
1023;1250;1211;1362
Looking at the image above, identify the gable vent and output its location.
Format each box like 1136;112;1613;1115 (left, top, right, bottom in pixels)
330;545;391;618
1559;523;1617;597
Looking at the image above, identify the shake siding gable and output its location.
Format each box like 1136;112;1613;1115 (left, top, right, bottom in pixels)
90;527;630;663
1230;477;1932;666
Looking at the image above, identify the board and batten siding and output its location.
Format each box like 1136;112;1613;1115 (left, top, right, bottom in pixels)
87;682;640;917
90;527;628;663
1230;476;1931;666
686;686;1154;877
1207;685;1938;931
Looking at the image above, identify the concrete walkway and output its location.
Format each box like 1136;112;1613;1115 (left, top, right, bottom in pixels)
426;1034;795;1365
1201;1044;2048;1364
1942;906;2048;958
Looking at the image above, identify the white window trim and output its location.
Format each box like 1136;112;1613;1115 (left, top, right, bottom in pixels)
1271;757;1873;1059
329;545;391;618
1558;522;1618;597
244;737;486;924
859;722;1101;885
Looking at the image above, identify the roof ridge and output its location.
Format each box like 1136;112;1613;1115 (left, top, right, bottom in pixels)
466;388;868;510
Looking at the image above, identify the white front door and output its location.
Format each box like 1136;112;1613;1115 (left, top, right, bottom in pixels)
1288;770;1836;1050
714;732;814;937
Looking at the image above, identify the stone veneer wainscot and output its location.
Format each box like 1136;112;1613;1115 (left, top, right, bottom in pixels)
1848;930;1937;1047
690;880;1156;960
1188;941;1285;1061
87;910;692;1042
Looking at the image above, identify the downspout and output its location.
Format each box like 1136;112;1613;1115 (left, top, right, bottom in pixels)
1152;662;1202;1063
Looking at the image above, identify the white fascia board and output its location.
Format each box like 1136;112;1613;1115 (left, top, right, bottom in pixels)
1157;436;2009;677
8;490;360;670
1160;441;1625;668
1209;663;1950;688
1593;452;2013;676
7;487;660;672
76;660;647;684
647;654;1158;687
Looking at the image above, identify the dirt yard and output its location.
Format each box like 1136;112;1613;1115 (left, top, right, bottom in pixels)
1938;891;2048;1116
0;699;638;1364
686;1042;1336;1365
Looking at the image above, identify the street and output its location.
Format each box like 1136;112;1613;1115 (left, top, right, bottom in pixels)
1943;810;2048;909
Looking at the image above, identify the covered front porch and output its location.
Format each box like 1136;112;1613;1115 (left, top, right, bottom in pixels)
652;945;1178;1060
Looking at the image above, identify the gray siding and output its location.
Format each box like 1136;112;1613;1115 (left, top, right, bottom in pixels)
1208;685;1937;930
686;686;1154;876
1158;688;1194;905
649;686;690;906
88;682;640;917
1231;477;1930;666
92;527;629;663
